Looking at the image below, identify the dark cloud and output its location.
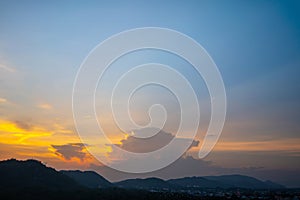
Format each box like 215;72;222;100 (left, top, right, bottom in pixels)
102;128;200;171
51;143;87;161
114;128;199;153
14;120;33;131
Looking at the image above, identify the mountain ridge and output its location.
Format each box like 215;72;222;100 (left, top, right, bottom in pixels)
0;159;285;190
61;170;113;188
115;175;285;190
0;159;81;190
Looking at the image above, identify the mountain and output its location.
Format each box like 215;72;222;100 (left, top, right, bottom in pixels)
0;159;80;190
0;159;289;200
168;176;225;188
61;170;113;188
117;175;284;190
264;180;285;189
0;159;196;200
0;159;285;191
115;177;180;190
203;175;285;189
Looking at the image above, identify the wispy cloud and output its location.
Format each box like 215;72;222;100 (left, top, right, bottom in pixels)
0;119;52;145
14;120;33;131
0;98;8;104
0;63;16;73
37;103;53;110
210;139;300;152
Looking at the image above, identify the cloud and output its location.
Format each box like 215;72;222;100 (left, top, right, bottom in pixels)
0;142;50;160
0;119;52;145
212;139;300;152
37;103;53;110
99;128;200;173
89;128;300;187
113;128;199;153
0;98;8;104
51;143;87;161
0;64;16;73
14;120;33;131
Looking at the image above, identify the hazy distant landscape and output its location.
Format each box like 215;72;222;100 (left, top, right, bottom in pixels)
0;159;299;200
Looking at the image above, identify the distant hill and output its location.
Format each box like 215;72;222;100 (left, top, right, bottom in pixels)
117;175;285;190
0;159;80;190
115;177;180;190
203;175;285;189
0;159;285;192
168;176;225;188
61;170;113;188
264;180;285;189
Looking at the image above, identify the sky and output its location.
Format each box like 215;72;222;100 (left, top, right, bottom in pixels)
0;0;300;187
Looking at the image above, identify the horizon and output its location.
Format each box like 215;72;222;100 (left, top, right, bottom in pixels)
0;0;299;189
0;157;293;187
0;157;288;188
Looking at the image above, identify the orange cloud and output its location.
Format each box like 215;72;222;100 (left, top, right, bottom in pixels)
0;119;105;168
0;119;82;152
189;138;300;153
37;103;53;110
0;98;7;103
215;139;300;152
0;119;52;145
